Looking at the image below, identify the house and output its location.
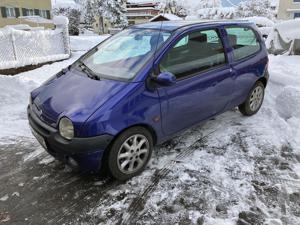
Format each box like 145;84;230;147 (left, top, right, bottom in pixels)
126;1;160;25
0;0;52;28
150;13;183;22
93;0;127;34
278;0;300;20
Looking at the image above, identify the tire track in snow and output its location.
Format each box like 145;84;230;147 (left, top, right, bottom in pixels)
49;177;120;224
119;129;214;225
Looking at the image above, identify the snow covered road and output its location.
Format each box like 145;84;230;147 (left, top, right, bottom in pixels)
0;52;300;224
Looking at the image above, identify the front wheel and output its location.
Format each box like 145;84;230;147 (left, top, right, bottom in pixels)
107;127;153;181
239;81;265;116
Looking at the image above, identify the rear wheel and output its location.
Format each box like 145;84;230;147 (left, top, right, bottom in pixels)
107;127;153;181
239;81;265;116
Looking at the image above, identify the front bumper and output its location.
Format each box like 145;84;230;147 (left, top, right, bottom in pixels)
27;105;113;171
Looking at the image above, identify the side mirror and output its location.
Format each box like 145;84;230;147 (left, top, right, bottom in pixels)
155;72;176;86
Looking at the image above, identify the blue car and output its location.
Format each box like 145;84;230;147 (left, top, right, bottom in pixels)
28;21;269;180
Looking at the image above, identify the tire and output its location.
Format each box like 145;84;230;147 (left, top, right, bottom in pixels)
239;81;265;116
107;126;153;181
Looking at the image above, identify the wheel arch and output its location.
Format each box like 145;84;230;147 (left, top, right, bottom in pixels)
112;123;158;147
257;77;267;87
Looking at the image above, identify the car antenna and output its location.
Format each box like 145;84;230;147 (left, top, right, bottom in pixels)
151;0;168;77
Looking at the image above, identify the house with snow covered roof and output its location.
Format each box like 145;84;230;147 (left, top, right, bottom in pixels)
278;0;300;19
0;0;52;28
126;1;160;25
149;13;183;22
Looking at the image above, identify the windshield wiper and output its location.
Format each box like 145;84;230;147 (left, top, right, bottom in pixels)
78;61;100;80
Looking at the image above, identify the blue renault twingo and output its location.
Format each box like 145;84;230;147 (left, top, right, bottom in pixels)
28;21;269;180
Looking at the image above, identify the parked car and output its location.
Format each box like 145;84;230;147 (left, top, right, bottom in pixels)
28;21;269;180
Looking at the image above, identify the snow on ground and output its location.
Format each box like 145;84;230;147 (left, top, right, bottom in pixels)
0;36;300;224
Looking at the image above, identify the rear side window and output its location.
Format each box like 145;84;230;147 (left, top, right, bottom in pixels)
225;27;260;61
160;29;226;79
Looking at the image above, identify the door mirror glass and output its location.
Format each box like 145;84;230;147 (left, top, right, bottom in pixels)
155;72;176;86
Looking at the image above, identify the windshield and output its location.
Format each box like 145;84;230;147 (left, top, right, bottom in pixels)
80;29;171;80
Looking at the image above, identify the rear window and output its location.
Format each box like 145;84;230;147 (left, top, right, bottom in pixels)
225;27;260;61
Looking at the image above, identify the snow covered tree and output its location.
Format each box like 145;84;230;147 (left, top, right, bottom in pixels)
196;0;222;8
84;0;95;27
69;9;81;35
162;0;187;17
53;7;81;35
104;0;128;27
92;0;128;30
236;0;275;19
181;0;222;16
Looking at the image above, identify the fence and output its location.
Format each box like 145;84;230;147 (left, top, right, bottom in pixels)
0;16;70;70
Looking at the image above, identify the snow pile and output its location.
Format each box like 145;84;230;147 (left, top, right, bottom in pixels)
3;24;44;31
266;19;300;55
276;87;300;120
52;16;69;26
19;16;53;24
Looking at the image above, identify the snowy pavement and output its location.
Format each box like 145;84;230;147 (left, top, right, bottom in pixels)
0;40;300;224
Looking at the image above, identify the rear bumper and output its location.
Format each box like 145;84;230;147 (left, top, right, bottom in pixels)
27;105;113;171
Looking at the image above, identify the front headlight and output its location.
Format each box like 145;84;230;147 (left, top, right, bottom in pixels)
59;117;74;140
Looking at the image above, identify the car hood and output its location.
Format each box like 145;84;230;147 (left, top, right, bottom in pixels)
31;69;133;129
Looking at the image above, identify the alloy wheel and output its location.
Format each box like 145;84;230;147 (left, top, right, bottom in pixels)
117;134;150;174
249;86;264;112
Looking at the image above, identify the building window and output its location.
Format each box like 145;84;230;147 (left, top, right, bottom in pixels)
27;9;35;16
40;10;47;18
294;0;300;2
6;7;16;18
295;12;300;18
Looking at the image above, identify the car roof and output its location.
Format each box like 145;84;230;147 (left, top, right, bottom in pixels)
131;20;254;32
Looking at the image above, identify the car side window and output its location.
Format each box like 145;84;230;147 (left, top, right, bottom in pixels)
225;27;260;61
159;29;226;79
